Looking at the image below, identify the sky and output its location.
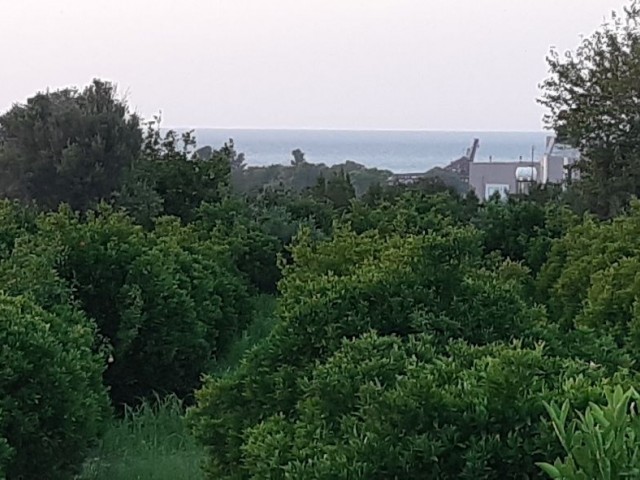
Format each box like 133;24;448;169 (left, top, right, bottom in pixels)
0;0;630;131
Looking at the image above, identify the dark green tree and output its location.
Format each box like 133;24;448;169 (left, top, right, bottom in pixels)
41;206;251;406
117;123;231;224
195;198;284;293
290;148;306;166
0;79;142;211
311;169;356;209
540;2;640;217
473;198;579;274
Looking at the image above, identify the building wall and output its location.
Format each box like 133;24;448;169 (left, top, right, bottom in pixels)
468;138;579;200
544;155;568;183
469;162;540;200
542;140;580;184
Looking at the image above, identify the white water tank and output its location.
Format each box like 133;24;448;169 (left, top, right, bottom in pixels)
515;166;538;182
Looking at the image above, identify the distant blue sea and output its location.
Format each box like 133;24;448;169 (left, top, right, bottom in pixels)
188;129;549;174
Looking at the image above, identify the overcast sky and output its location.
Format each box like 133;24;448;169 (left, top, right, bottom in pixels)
0;0;629;131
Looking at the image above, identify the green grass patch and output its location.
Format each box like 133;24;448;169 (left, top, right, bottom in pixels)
79;396;204;480
79;295;277;479
214;294;277;374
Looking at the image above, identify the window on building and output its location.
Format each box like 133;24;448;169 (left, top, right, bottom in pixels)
485;184;509;200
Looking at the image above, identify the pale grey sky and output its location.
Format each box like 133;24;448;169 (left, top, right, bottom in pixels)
0;0;629;131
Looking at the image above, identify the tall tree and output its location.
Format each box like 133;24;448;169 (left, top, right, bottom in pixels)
540;2;640;217
311;169;356;209
117;122;232;224
290;148;306;166
0;79;142;211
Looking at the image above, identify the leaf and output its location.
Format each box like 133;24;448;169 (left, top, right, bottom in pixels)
537;462;563;478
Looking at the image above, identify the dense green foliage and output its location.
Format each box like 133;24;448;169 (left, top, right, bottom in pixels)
540;1;640;217
3;6;640;475
0;201;252;408
474;200;579;274
539;201;640;336
238;338;627;479
538;386;640;479
0;294;109;479
117;126;233;225
0;80;142;212
188;209;634;479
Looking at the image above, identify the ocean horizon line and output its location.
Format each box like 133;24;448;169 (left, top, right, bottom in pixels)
164;126;551;135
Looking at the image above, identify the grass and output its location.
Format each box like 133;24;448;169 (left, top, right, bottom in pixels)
79;294;278;479
213;294;277;374
78;396;205;480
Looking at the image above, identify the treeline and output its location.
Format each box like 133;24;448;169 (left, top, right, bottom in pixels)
225;147;393;198
2;3;640;479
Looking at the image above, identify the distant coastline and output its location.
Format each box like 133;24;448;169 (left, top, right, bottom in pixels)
176;128;549;174
167;126;550;133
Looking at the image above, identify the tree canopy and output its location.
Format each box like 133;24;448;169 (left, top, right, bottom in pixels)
540;1;640;217
0;79;142;211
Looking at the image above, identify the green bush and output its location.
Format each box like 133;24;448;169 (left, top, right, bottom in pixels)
538;386;640;479
0;223;72;312
217;333;631;479
116;127;231;225
537;204;640;326
0;203;252;407
346;191;468;236
576;255;640;346
40;207;251;405
0;294;109;479
195;200;283;294
473;199;578;274
255;188;335;238
537;202;640;365
0;200;38;260
190;225;557;478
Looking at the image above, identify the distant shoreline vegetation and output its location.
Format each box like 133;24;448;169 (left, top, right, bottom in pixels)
190;138;477;197
195;145;395;197
179;128;549;173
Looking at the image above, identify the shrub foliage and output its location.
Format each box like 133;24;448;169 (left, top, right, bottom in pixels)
0;294;109;479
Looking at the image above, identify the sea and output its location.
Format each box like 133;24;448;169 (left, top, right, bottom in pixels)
188;129;549;174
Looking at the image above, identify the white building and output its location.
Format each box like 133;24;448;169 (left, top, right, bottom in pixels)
468;136;580;200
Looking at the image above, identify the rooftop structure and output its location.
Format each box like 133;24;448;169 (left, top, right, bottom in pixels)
469;160;539;200
467;136;580;200
387;138;478;190
387;136;580;201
